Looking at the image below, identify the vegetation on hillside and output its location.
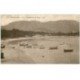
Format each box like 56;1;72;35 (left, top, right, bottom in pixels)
1;29;79;39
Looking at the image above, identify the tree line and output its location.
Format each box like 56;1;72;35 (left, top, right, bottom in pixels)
1;29;79;39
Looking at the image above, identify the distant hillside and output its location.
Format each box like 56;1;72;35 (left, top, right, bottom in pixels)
1;29;79;39
2;20;79;33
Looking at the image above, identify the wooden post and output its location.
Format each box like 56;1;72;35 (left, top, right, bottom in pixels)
1;52;4;59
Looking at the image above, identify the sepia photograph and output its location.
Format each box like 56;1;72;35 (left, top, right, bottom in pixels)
1;15;79;64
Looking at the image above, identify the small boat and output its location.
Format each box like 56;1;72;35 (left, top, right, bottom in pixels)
49;46;58;50
64;49;73;52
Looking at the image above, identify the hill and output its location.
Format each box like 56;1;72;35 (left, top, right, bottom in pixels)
2;20;79;33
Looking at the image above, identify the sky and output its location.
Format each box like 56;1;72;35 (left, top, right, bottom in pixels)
1;15;80;26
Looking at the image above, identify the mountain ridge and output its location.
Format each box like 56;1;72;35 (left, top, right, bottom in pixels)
2;20;79;33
